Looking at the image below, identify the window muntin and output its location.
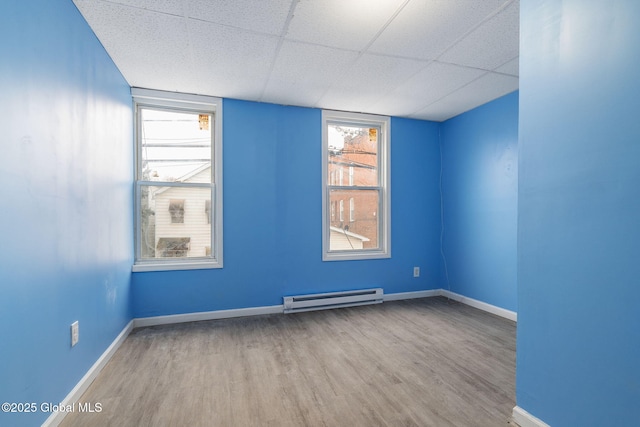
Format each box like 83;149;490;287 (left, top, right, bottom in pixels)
132;89;222;272
322;111;390;261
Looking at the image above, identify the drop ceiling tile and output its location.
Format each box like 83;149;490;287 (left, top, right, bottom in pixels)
74;1;191;87
185;20;280;99
262;41;359;107
75;0;521;120
84;0;186;15
411;72;519;121
187;0;293;35
439;0;519;70
370;62;486;117
494;56;519;76
369;0;505;60
286;0;406;51
318;53;427;113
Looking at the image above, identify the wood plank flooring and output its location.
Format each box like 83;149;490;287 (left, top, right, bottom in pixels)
60;297;516;427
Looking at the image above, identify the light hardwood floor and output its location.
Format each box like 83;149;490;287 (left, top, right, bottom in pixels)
61;297;516;427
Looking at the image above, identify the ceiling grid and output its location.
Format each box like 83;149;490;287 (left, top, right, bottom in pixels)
73;0;519;121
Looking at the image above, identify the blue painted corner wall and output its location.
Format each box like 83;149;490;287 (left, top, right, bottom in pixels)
0;1;523;425
0;1;133;426
440;92;519;312
132;102;444;317
6;0;640;425
518;0;640;425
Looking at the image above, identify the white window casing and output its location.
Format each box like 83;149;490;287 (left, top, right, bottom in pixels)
322;110;391;261
132;88;223;272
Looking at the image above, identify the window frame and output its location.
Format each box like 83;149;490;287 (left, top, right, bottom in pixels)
322;110;391;261
131;88;223;272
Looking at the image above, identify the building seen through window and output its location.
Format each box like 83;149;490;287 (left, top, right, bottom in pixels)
133;91;222;271
323;111;390;261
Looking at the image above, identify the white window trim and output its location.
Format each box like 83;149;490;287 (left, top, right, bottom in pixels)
322;110;391;261
131;88;223;272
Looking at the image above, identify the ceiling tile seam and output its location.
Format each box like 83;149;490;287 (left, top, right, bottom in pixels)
491;54;520;75
180;16;283;100
359;0;412;55
98;0;185;19
279;37;360;55
403;2;519;118
276;37;440;67
97;0;288;39
432;0;517;62
354;50;437;63
185;15;285;39
490;70;519;78
316;55;442;117
405;70;495;118
364;59;439;111
311;0;412;111
258;0;301;102
430;59;507;75
362;55;515;116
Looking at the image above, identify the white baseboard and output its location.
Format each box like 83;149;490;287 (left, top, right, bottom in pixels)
133;290;510;327
44;289;516;427
384;289;440;301
42;320;134;427
439;290;517;322
133;304;283;328
512;406;550;427
135;290;448;327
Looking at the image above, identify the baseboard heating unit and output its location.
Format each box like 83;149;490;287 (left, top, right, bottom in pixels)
283;288;384;314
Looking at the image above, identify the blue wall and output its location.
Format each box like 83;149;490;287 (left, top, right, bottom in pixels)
440;92;518;312
518;1;640;425
132;101;442;317
0;1;133;425
0;1;525;424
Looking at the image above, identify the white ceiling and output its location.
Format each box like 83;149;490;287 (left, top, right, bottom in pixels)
73;0;519;122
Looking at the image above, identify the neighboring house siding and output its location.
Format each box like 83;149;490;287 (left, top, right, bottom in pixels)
153;168;211;257
329;228;367;251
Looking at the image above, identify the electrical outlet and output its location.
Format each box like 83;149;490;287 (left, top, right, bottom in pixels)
71;321;79;347
413;267;420;278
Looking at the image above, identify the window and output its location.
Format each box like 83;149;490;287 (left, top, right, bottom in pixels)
322;110;390;260
349;197;355;222
169;199;185;223
132;88;223;272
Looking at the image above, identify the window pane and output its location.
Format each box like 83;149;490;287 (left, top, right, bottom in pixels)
329;188;379;250
140;108;212;183
327;124;378;187
139;185;212;259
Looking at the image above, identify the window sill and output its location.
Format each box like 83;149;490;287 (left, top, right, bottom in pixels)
323;251;391;262
132;260;222;273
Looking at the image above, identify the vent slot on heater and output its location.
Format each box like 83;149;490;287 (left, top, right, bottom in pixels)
283;288;383;314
